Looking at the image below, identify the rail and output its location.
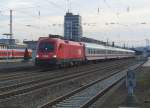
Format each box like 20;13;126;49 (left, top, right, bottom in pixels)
40;62;143;108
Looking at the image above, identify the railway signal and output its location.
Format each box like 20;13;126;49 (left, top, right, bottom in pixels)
126;69;136;96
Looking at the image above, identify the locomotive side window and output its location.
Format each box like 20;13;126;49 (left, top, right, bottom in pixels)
38;42;54;52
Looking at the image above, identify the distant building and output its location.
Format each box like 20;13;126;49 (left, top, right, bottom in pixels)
0;39;18;45
10;44;27;49
134;47;150;57
64;12;82;41
0;39;27;49
0;43;7;49
81;37;106;45
23;40;38;50
49;34;64;39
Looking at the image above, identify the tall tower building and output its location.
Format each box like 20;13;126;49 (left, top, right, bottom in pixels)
64;12;82;41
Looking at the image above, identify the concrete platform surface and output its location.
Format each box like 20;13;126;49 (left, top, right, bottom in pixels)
99;63;150;108
119;107;139;108
142;57;150;67
0;60;34;70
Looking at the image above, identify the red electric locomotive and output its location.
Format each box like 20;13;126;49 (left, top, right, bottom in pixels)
35;37;85;66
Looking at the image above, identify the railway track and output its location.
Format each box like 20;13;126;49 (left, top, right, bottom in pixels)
0;61;100;82
40;62;143;108
0;59;133;86
0;65;36;73
0;59;135;100
0;59;134;83
0;61;117;86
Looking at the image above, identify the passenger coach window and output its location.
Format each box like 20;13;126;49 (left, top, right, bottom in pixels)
88;49;90;54
38;42;54;52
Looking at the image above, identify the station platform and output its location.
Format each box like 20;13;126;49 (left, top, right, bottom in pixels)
0;59;34;70
0;59;24;63
142;57;150;67
98;59;150;108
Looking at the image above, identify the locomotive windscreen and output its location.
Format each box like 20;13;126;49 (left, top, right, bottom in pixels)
38;42;54;52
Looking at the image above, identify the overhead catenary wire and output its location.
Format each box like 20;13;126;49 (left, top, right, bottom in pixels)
0;0;66;33
0;0;149;47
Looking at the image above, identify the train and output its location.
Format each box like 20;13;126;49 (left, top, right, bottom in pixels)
0;48;32;59
35;37;135;66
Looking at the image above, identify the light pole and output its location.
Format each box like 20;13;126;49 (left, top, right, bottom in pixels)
2;33;12;63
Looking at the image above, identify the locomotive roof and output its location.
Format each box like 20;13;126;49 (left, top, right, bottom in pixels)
39;38;84;46
85;42;106;50
84;42;135;53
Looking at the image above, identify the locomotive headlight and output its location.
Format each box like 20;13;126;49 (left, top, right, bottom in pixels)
36;54;39;58
53;55;57;58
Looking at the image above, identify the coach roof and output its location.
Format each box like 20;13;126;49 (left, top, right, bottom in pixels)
84;42;135;53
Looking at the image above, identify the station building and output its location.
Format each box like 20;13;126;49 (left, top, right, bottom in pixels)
64;12;82;41
23;40;37;50
0;39;18;45
0;43;7;49
0;38;27;49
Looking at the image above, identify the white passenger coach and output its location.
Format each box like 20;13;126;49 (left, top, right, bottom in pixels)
85;43;135;60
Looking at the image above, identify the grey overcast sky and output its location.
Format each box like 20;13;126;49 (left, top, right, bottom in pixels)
0;0;150;47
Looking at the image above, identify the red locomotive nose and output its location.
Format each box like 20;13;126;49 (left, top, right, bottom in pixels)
35;40;58;66
36;54;39;58
36;41;56;60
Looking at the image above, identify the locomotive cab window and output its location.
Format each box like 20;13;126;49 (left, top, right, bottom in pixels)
38;42;54;52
